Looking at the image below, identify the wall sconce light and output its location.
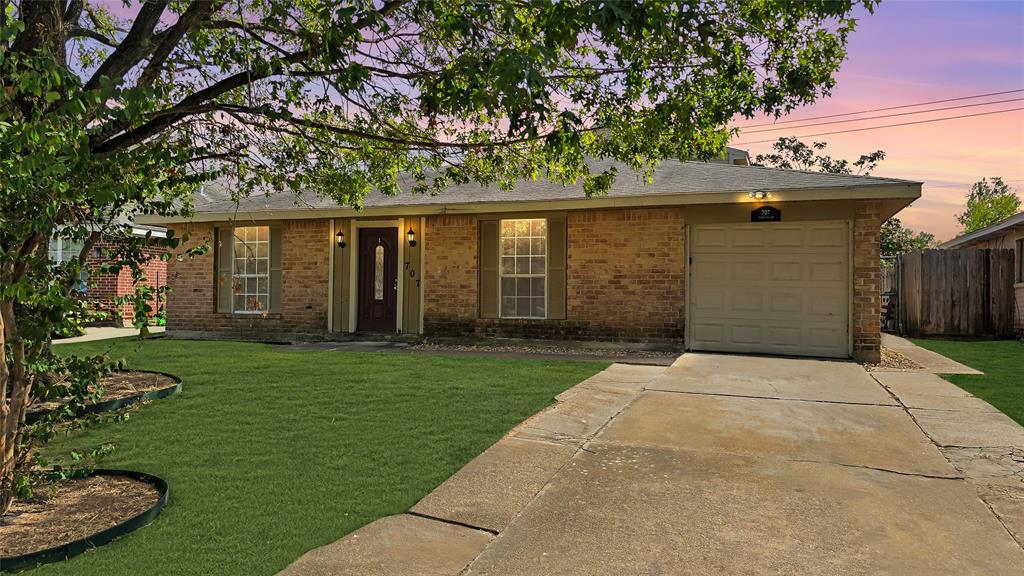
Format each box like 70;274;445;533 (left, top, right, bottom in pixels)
406;227;417;247
747;191;771;200
335;230;346;248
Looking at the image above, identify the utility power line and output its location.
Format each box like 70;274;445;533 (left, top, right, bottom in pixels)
734;107;1024;146
733;88;1024;129
740;97;1024;134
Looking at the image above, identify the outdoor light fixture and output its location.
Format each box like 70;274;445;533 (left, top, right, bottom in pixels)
747;191;771;200
407;227;417;247
335;230;346;248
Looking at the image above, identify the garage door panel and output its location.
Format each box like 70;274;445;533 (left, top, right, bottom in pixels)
810;261;845;282
770;261;804;281
694;261;726;281
690;221;849;359
732;262;765;281
731;292;763;312
768;226;805;247
767;293;802;314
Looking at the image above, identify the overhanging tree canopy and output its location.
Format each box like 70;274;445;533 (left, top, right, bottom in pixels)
1;0;877;514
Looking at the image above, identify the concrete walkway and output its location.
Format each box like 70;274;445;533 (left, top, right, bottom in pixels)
279;354;1024;575
50;325;164;345
881;333;982;374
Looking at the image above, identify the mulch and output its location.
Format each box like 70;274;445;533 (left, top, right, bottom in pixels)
0;475;160;558
863;347;925;371
28;371;178;415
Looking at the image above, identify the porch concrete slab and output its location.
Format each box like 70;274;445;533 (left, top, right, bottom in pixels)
874;371;1001;412
277;514;491;576
464;445;1024;576
910;408;1024;448
649;353;895;405
410;437;576;533
881;333;983;374
598;391;958;477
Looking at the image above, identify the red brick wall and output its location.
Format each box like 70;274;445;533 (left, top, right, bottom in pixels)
853;200;882;362
422;207;686;342
167;220;330;339
87;240;168;326
422;215;479;335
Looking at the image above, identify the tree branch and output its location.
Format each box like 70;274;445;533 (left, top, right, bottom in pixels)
137;1;222;88
83;0;169;91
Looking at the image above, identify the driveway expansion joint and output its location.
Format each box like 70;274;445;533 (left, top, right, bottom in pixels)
643;386;902;408
405;511;500;536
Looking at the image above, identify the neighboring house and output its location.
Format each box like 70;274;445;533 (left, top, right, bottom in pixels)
139;157;921;362
50;225;170;326
940;212;1024;338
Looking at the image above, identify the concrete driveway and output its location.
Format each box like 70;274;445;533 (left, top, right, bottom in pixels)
281;354;1024;576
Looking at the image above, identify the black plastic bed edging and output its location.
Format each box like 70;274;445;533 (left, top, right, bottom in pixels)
24;370;182;425
0;469;169;572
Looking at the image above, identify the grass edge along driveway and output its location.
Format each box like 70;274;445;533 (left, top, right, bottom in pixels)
36;338;607;576
912;338;1024;426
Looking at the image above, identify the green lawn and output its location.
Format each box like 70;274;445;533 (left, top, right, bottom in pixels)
35;339;606;575
912;338;1024;426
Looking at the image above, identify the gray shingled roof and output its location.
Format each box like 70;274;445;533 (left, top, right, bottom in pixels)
193;158;920;213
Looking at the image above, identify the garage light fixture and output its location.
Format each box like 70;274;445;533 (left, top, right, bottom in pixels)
335;230;346;248
748;191;771;200
407;227;417;247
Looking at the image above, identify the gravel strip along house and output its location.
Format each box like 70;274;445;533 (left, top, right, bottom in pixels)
141;153;921;362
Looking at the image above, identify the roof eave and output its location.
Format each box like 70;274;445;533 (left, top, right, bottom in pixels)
136;183;921;225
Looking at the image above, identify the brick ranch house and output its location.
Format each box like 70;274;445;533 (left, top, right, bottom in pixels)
140;158;921;362
50;224;169;326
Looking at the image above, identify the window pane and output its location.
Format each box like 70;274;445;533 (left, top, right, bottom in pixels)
497;218;548;318
501;276;516;297
374;244;385;300
516;277;531;297
232;226;271;313
516;297;531;317
531;277;545;296
530;297;545;318
500;297;515;317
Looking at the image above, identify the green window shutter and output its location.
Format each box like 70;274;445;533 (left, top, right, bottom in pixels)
269;227;283;313
546;217;567;319
216;227;234;313
479;220;500;319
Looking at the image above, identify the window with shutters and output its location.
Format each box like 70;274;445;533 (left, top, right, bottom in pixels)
499;219;547;318
232;226;271;313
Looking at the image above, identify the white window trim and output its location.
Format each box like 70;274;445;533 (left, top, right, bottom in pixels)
231;226;271;314
498;218;549;320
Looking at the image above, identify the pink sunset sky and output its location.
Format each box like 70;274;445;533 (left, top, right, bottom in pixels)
730;0;1024;242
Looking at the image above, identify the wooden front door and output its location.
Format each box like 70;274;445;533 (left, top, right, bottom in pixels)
357;227;399;332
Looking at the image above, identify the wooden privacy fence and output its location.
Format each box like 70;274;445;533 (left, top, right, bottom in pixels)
893;248;1015;338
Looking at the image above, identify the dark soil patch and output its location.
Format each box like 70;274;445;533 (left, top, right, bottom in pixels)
0;475;160;558
29;371;178;414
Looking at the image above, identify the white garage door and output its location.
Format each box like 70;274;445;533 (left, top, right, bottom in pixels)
688;221;850;358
